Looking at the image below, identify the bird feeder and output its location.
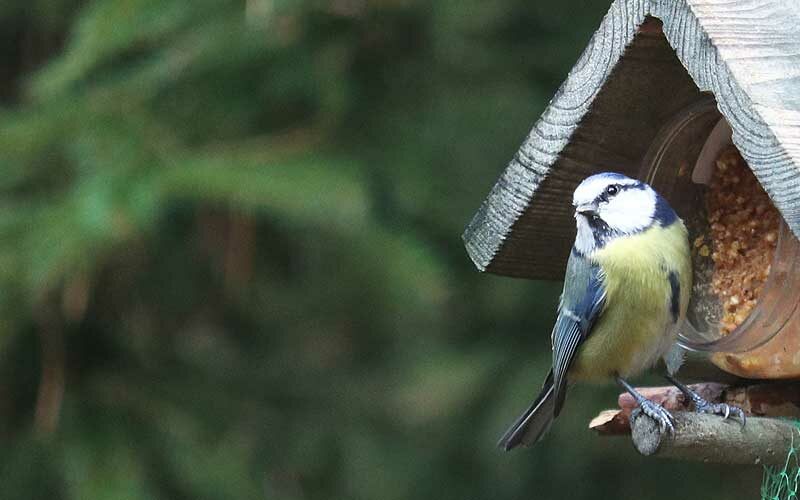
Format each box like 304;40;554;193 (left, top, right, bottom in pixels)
463;0;800;383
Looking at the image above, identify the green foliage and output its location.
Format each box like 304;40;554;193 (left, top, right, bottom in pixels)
0;1;761;499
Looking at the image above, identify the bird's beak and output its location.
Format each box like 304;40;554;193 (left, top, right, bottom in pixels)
574;203;597;218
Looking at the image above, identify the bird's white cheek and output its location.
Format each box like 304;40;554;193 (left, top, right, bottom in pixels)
601;190;656;233
574;216;595;254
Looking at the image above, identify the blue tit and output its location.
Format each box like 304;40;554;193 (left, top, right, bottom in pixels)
498;172;745;451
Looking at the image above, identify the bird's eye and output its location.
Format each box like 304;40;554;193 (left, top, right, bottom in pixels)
605;184;619;196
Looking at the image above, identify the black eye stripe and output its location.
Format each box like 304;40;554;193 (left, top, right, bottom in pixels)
593;182;643;204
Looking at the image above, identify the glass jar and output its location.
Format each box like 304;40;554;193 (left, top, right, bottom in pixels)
639;98;800;378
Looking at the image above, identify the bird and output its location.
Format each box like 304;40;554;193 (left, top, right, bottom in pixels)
497;172;745;451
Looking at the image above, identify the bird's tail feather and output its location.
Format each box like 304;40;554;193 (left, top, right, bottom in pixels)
497;370;557;451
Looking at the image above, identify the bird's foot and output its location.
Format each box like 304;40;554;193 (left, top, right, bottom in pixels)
694;399;747;424
631;399;675;435
616;375;675;435
665;375;746;426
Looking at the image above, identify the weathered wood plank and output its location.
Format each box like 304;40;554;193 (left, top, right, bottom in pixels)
653;0;800;248
464;0;800;280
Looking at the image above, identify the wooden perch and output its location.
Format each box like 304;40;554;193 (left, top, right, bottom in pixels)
590;382;800;435
590;381;800;464
630;412;797;466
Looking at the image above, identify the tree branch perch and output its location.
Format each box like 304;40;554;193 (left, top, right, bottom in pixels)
590;382;800;435
589;382;800;465
630;411;798;466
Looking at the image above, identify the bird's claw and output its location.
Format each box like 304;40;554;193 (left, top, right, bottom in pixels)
665;374;747;427
694;399;747;427
632;399;675;435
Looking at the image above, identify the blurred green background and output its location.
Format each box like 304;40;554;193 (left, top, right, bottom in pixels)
0;1;760;499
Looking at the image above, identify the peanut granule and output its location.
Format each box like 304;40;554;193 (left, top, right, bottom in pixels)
704;146;780;334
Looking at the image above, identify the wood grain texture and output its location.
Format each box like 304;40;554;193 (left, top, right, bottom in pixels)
464;0;800;280
464;0;655;279
652;0;800;249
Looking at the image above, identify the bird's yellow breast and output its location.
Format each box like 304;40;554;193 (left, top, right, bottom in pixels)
570;222;691;381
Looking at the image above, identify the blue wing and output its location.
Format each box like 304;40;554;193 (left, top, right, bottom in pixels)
551;248;606;415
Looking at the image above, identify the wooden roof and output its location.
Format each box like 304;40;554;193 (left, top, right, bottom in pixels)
463;0;800;280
